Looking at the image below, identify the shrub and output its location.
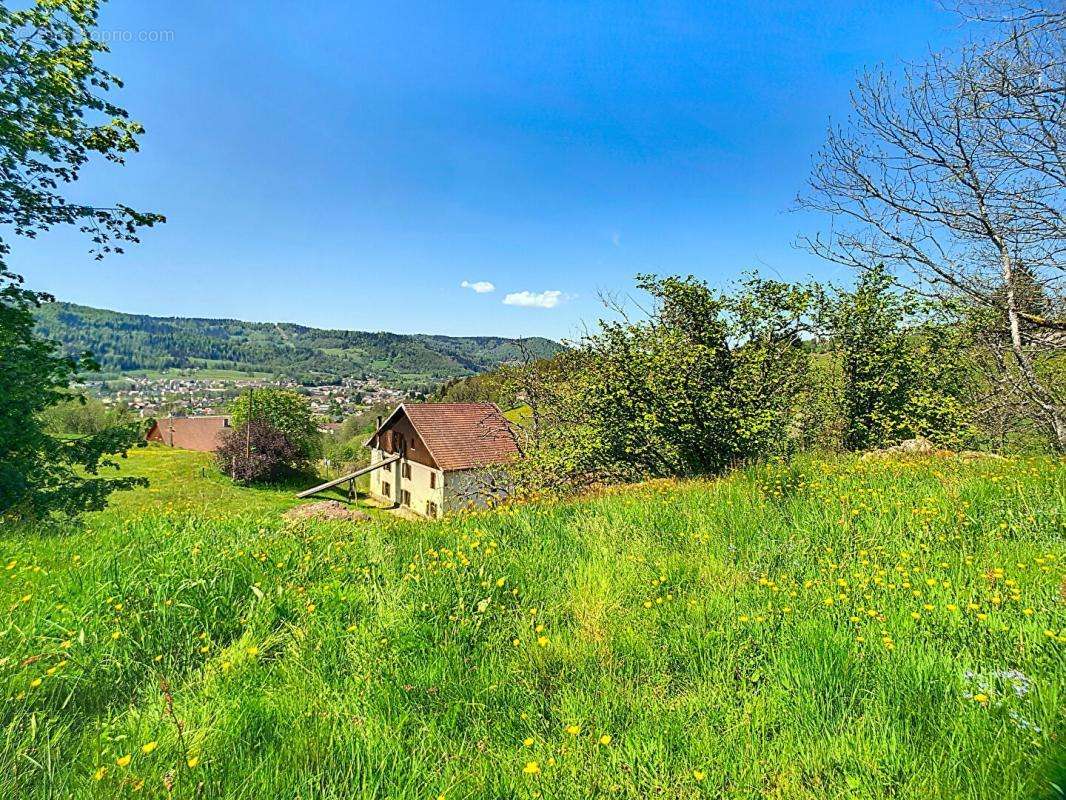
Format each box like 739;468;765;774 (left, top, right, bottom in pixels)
216;419;305;484
229;389;319;460
1;280;147;520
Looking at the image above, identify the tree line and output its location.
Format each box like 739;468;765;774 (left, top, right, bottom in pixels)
459;262;1058;498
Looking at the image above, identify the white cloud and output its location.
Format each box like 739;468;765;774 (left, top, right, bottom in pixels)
502;290;565;309
460;280;495;294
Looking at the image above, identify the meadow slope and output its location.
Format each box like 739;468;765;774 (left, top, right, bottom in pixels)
0;452;1063;799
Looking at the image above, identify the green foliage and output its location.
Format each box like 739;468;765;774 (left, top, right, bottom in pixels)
0;0;162;520
0;277;146;520
819;267;977;450
39;394;135;436
0;450;1062;798
0;1;164;254
518;274;815;487
229;389;319;460
33;302;563;386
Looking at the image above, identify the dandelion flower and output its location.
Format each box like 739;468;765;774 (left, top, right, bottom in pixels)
116;754;132;768
693;770;706;781
246;646;259;657
523;761;540;775
93;766;107;781
186;756;200;768
599;734;612;745
523;737;535;747
565;724;581;735
973;693;989;704
29;677;42;688
141;741;158;754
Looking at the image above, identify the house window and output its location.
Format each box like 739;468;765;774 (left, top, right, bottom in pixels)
402;463;411;479
382;481;391;497
429;472;437;489
426;501;438;518
383;460;392;473
402;489;411;506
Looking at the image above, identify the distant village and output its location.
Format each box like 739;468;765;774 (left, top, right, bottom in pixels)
86;374;410;421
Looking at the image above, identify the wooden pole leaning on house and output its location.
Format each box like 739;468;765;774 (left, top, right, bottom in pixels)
295;454;401;500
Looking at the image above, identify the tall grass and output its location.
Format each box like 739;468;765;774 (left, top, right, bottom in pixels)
0;453;1062;798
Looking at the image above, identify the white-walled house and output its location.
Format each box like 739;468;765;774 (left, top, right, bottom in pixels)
364;403;519;518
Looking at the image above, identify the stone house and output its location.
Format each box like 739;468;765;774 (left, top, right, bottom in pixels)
364;403;519;518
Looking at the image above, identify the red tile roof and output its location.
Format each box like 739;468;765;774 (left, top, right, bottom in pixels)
146;416;231;452
368;403;519;471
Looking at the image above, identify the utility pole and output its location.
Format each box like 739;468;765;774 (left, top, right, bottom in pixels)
246;387;253;462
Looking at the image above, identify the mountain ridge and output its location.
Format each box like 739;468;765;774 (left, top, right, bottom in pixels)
33;301;563;387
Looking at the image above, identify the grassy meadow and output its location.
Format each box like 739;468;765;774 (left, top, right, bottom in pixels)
0;450;1063;798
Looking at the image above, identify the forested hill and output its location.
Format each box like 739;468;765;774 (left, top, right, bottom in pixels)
33;302;563;386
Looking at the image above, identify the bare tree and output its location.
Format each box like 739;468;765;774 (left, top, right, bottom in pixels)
798;3;1066;448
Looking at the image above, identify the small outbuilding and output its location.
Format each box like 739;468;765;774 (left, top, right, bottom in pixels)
146;416;231;452
364;403;519;518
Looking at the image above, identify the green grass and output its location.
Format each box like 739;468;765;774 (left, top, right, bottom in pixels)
95;445;378;520
0;452;1063;798
96;446;303;519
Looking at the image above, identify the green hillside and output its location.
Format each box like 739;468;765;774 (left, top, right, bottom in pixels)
0;449;1063;798
33;302;563;386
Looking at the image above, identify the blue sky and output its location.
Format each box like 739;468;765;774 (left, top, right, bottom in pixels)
16;1;969;340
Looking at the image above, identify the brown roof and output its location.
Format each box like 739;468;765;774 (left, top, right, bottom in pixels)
366;403;519;471
146;416;231;452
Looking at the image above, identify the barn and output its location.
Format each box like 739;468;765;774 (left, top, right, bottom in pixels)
146;416;232;452
364;403;519;518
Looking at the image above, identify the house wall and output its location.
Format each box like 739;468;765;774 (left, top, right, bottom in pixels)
368;447;445;518
368;416;437;469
